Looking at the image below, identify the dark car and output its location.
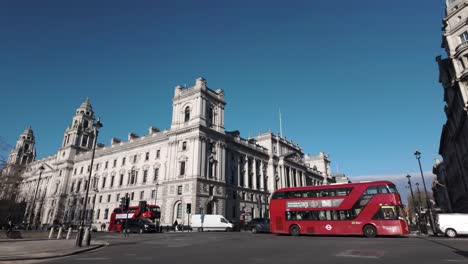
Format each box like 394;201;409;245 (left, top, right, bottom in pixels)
123;218;156;234
247;218;268;230
12;223;27;230
249;218;270;233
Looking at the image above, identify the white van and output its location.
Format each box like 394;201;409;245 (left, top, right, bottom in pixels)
436;213;468;237
191;214;233;232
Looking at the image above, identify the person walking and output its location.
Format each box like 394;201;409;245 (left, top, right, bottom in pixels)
5;216;13;238
173;220;178;232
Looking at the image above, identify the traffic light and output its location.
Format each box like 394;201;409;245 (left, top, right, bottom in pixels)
119;197;126;211
124;197;130;211
186;203;191;214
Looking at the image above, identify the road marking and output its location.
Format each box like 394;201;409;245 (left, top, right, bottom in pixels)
337;250;385;259
74;257;110;261
443;260;467;262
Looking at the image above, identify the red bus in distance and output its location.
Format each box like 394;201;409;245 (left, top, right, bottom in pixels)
269;181;409;237
108;203;161;232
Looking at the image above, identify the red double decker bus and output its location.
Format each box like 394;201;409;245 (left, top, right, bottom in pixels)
269;181;409;237
108;202;161;232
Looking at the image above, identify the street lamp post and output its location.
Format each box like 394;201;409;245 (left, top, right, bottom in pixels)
90;179;99;228
76;118;102;247
28;165;45;230
406;174;421;231
154;182;160;231
414;150;436;235
406;175;418;224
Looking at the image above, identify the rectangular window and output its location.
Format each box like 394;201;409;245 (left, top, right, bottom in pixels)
87;165;90;172
96;163;99;171
177;185;183;195
99;195;102;203
116;193;120;202
110;176;115;187
97;209;100;220
74;168;77;175
122;157;126;166
145;152;149;161
156;150;160;159
154;168;159;182
104;209;109;220
105;161;108;169
143;170;148;183
460;31;468;43
131;192;135;200
119;174;123;186
151;190;156;199
113;159;117;167
107;194;111;202
133;155;137;163
180;161;186;175
102;177;106;189
80;167;84;174
209;186;214;196
140;191;144;200
182;141;187;151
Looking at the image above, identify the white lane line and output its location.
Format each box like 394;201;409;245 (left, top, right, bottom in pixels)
74;257;110;261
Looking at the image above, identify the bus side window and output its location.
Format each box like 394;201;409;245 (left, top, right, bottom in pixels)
378;185;389;194
365;186;378;195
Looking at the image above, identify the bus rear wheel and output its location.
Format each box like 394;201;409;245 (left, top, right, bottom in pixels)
363;225;377;238
289;225;300;236
198;227;203;232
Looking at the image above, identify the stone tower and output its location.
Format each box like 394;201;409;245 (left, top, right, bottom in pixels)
57;98;96;162
7;127;36;166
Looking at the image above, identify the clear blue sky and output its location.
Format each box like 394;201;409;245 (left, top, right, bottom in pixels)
0;0;446;179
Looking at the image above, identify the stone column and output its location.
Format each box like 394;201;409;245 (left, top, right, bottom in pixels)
259;162;265;191
244;156;249;188
252;159;257;190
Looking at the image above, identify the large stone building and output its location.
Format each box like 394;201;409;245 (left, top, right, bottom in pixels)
434;0;468;213
2;78;332;228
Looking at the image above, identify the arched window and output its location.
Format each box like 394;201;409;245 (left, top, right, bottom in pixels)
176;203;182;218
83;120;89;128
184;107;190;122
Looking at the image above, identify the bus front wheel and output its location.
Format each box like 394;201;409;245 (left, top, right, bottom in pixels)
289;225;300;236
198;227;203;232
363;225;377;238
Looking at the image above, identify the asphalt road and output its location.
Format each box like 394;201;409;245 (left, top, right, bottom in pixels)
43;232;468;264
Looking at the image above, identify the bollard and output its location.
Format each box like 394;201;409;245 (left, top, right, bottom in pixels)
66;227;72;240
48;227;55;239
57;227;63;239
83;228;90;246
86;228;92;246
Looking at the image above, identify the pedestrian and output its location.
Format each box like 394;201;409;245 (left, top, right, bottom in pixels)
101;222;106;232
6;216;12;237
173;220;178;232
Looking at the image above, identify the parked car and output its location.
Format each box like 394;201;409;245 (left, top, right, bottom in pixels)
250;219;270;234
247;218;269;231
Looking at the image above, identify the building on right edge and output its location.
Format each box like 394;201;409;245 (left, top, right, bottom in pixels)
434;0;468;213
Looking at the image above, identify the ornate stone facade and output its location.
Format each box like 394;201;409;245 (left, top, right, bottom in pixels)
4;78;331;227
434;0;468;213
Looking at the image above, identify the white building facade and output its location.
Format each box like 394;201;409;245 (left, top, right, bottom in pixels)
5;78;331;227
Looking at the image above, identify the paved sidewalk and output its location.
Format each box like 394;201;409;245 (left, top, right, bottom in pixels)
0;239;106;261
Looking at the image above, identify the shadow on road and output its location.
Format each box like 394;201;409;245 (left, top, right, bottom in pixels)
419;237;468;259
